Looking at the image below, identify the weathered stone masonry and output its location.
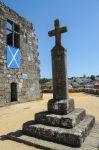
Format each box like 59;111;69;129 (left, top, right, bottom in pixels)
0;2;40;106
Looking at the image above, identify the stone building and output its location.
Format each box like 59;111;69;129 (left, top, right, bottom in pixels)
0;1;40;106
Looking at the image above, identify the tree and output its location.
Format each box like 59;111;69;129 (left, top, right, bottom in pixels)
39;78;50;84
90;75;96;81
83;75;86;78
39;78;52;89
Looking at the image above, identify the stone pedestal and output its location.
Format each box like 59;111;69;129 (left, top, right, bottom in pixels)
7;122;99;150
22;111;95;147
48;98;75;115
35;108;86;128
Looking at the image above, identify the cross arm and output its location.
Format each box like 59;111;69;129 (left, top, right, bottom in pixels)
48;30;56;37
60;26;68;33
48;26;68;37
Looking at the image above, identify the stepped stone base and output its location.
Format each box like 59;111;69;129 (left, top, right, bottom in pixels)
35;108;86;128
48;98;75;115
22;115;95;147
6;122;99;150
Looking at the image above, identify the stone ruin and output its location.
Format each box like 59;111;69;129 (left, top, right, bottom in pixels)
0;2;40;106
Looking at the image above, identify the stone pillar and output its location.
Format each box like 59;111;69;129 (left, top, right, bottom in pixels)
52;45;68;100
48;19;74;114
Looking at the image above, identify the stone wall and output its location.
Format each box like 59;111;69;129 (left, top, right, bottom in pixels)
83;88;99;95
69;88;99;95
0;2;40;106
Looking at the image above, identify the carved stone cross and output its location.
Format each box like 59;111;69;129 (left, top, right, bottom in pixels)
48;19;68;45
48;19;75;115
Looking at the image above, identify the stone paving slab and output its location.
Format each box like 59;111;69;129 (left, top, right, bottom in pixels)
35;108;86;128
82;136;99;148
22;115;95;147
6;123;99;150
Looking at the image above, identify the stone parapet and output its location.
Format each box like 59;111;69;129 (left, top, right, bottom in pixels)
69;88;99;95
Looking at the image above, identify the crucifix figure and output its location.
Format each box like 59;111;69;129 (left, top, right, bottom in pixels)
48;19;68;45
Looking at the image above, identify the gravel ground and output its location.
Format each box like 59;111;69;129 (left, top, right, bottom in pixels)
0;93;99;150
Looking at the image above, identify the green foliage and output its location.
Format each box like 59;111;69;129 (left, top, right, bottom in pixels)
40;78;52;88
71;82;80;88
39;78;50;84
90;75;96;81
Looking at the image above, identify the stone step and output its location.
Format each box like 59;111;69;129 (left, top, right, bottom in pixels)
35;108;86;128
22;115;95;147
6;127;99;150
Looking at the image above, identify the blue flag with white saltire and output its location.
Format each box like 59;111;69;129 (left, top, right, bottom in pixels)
7;45;20;68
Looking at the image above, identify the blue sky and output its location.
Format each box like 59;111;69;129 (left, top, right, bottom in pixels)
1;0;99;78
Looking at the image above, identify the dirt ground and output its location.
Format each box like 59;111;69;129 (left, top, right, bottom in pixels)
0;93;99;150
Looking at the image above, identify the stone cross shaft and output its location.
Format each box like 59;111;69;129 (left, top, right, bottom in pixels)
48;19;68;100
48;19;67;45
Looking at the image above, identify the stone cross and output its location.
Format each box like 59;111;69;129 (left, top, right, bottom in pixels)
48;19;67;45
48;19;69;100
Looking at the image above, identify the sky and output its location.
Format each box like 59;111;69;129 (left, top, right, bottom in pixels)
1;0;99;78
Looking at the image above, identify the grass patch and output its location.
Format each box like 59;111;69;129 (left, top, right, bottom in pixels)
98;145;99;150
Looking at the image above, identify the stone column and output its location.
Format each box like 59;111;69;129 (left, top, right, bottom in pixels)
48;19;74;114
51;45;69;100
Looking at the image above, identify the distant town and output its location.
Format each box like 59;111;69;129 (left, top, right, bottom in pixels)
40;75;99;92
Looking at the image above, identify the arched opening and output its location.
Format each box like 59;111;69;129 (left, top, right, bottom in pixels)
11;82;17;102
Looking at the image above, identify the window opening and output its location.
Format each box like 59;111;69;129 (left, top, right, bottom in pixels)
6;19;20;48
